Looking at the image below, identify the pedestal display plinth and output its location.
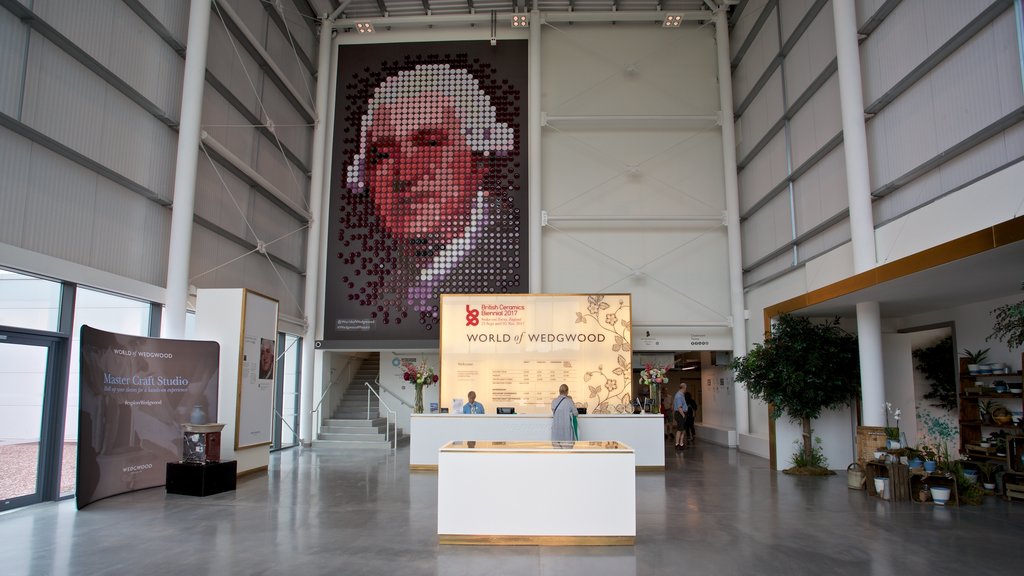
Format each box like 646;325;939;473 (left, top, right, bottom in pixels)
166;460;237;496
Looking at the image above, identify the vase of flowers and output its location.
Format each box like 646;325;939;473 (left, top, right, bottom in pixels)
403;362;438;414
640;363;671;414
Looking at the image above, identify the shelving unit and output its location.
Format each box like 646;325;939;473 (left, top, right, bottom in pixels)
958;353;1024;501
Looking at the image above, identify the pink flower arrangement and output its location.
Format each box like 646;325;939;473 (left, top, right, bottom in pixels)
640;363;670;385
403;362;438;387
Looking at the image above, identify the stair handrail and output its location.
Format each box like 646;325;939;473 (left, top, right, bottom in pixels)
374;381;415;409
312;367;346;417
365;380;397;451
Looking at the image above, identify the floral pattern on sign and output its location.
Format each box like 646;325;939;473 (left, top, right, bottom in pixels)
576;295;632;414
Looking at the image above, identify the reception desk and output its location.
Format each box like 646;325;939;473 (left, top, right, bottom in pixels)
411;413;664;469
437;441;635;545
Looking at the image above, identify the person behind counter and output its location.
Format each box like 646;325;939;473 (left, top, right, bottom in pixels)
551;384;579;442
462;391;485;414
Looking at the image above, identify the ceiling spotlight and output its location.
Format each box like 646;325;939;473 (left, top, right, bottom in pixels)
512;14;529;27
355;21;374;33
663;14;683;28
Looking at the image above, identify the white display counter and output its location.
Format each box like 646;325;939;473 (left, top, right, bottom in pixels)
410;413;664;469
437;440;636;545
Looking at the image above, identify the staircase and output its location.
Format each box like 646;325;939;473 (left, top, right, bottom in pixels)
314;354;407;450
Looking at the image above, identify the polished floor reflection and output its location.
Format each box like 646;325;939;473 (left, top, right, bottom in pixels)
1;441;1022;575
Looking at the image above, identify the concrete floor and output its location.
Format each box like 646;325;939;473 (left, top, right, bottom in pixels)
1;440;1023;575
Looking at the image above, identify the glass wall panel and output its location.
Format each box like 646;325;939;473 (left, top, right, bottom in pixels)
0;341;49;507
61;288;151;496
0;269;61;332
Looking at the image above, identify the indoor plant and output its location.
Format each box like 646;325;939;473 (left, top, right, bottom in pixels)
731;314;859;475
988;299;1024;351
961;348;990;375
913;336;957;410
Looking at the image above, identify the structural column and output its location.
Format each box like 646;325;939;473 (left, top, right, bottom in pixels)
528;9;542;293
299;16;335;447
164;0;212;338
834;0;884;426
715;8;749;440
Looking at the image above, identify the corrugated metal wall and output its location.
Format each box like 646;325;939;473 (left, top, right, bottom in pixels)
731;0;1024;288
0;0;318;322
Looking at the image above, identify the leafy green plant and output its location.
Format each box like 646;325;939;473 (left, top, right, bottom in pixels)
732;314;859;467
789;435;829;469
961;348;990;364
950;461;985;505
913;336;957;410
988;300;1024;351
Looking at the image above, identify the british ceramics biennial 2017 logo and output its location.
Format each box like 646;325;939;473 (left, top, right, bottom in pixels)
465;305;480;326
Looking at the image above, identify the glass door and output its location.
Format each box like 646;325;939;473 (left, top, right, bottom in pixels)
0;333;58;510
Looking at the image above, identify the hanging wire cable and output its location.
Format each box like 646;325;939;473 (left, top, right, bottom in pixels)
211;1;311;213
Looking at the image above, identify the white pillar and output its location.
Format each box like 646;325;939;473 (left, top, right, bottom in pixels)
528;9;542;293
715;9;749;439
299;17;334;447
834;1;884;425
833;0;876;274
163;0;212;338
856;301;885;426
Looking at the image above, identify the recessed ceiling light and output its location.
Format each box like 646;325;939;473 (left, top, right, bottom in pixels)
663;14;683;28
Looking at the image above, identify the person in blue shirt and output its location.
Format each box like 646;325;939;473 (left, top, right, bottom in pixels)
673;383;689;450
462;391;485;414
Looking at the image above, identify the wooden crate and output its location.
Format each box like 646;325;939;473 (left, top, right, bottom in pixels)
856;426;888;465
865;461;910;502
1004;471;1024;502
910;473;959;506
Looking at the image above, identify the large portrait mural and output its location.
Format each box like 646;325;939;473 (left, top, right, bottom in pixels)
324;41;529;345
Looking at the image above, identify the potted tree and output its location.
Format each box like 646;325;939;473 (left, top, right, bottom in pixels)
913;336;957;411
732;314;860;475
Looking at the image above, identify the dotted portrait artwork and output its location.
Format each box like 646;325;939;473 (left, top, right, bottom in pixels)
324;42;529;344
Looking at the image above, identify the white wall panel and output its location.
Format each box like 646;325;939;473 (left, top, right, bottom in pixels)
778;0;816;45
0;9;27;118
207;20;261;116
276;9;314;59
23;145;99;264
541;25;717;116
731;0;772;61
865;79;939;190
22;38;108;155
195;156;255;241
927;11;1021;151
861;0;985;106
855;0;887;28
254;140;308;208
875;121;1024;226
265;23;314;113
189;226;303;319
783;3;836;102
793;145;847;236
797;218;851;266
138;0;190;44
733;6;779;107
106;6;185;120
201;89;256;165
99;88;177;200
788;73;841;168
250;194;305;265
740;191;792;264
742;250;793;288
225;0;267;43
88;178;169;284
738;130;788;214
737;69;784;159
34;0;113;66
259;79;311;164
0;128;31;246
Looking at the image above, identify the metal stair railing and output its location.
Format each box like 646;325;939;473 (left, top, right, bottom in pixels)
365;380;397;451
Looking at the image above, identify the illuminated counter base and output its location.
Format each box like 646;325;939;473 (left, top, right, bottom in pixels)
410;414;664;469
438;441;636;545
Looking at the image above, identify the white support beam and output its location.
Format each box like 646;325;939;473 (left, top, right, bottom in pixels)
333;10;715;32
200;132;312;221
213;0;316;120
